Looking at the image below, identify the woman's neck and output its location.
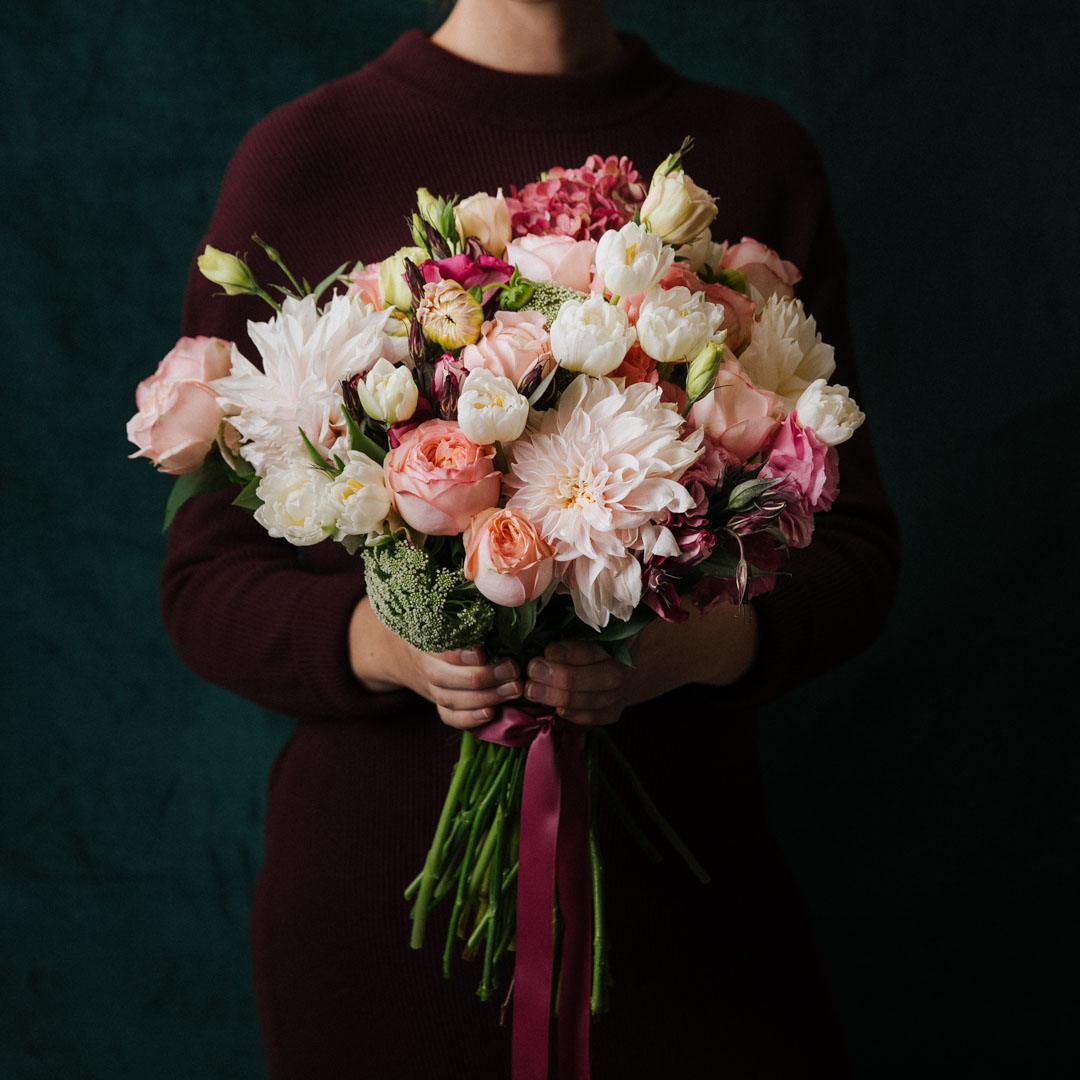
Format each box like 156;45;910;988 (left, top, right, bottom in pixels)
430;0;624;76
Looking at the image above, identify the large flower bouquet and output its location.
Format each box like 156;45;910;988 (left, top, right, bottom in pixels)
128;139;864;1078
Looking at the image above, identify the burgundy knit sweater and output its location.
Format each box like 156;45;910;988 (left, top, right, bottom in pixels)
161;30;897;1079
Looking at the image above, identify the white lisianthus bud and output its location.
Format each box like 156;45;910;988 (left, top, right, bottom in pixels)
326;450;392;539
640;169;718;246
549;294;637;377
594;222;674;297
455;189;512;257
674;229;728;275
254;463;332;547
355;358;419;424
636;285;725;363
197;246;259;296
456;368;530;445
378;246;428;311
793;379;866;445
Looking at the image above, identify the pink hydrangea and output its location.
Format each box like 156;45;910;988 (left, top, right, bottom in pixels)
507;154;647;241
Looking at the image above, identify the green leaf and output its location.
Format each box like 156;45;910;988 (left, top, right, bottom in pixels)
587;604;657;642
298;427;336;475
312;261;350;304
161;457;234;532
231;474;262;511
605;639;635;667
349;423;387;465
727;477;780;511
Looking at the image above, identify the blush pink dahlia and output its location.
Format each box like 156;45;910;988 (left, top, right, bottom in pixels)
503;376;702;629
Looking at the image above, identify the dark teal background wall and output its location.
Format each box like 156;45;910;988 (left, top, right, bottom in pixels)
2;2;1076;1075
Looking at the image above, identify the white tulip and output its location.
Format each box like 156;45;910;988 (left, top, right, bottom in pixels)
594;222;674;297
356;358;418;424
793;379;866;445
549;295;637;377
254;463;332;547
326;450;392;538
456;368;530;445
636;285;725;363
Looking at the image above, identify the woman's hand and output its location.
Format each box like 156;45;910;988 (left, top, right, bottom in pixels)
524;602;759;726
349;598;523;729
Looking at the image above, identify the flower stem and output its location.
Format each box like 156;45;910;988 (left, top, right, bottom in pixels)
597;730;711;885
411;732;477;950
589;824;607;1015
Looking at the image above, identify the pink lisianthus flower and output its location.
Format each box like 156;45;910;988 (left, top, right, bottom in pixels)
463;507;555;607
127;335;233;474
759;412;839;516
504;234;597;293
720;237;802;302
383;419;501;535
660;263;757;353
347;263;382;308
420;250;513;296
687;358;781;465
432;353;467;420
641;559;688;624
507;154;646;241
461;310;554;390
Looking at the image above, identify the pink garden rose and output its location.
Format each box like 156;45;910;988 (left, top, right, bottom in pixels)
461;310;554;389
660;263;757;353
758;412;838;548
720;237;802;302
383;419;501;535
504;234;597;293
347;263;382;308
126;336;232;475
463;507;554;607
687;357;780;464
611;342;658;385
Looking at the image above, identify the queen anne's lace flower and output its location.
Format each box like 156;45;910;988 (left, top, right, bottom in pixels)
212;293;408;475
737;296;835;410
504;376;702;629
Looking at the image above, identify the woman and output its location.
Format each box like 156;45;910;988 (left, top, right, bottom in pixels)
162;1;899;1075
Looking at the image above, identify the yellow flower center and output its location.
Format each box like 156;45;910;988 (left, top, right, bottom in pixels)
624;242;638;265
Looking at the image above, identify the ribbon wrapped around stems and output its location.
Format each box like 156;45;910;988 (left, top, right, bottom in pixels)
478;705;592;1080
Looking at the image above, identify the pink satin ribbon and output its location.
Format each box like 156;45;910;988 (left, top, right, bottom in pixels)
478;706;591;1080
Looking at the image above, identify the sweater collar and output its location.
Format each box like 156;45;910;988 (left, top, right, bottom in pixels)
370;29;674;131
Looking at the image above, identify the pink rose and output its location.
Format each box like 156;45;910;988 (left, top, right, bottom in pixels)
505;234;597;293
383;419;501;535
688;358;780;464
720;237;802;302
611;342;658;385
660;263;757;353
759;413;839;517
461;310;553;389
347;263;382;308
463;507;554;607
126;336;233;475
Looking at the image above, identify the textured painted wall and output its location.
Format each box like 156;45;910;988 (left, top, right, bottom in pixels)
2;1;1075;1075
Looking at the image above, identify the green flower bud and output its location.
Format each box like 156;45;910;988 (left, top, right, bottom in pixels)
197;246;259;296
684;338;726;408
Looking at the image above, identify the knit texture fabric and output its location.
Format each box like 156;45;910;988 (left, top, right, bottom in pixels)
161;30;897;1078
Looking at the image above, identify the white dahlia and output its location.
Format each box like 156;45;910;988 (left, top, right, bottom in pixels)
212;293;408;475
504;376;702;629
737;295;835;411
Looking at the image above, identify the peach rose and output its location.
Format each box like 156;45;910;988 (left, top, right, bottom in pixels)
687;357;780;464
455;190;512;257
463;507;554;607
720;237;802;302
383;419;501;535
505;234;597;293
461;310;553;389
126;336;233;475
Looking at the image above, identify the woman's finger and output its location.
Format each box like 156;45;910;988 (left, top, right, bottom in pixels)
437;704;499;730
526;656;626;693
431;681;524;711
421;653;520;692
